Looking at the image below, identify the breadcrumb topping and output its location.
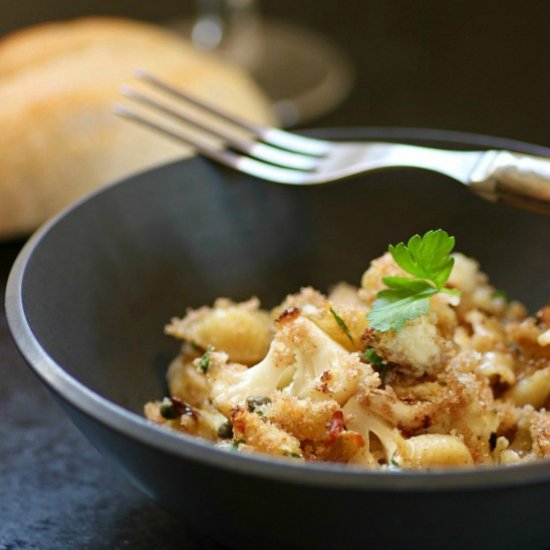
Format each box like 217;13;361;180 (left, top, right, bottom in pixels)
145;250;550;470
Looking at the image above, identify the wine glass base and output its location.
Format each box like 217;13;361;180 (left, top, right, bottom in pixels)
169;18;354;127
249;19;354;126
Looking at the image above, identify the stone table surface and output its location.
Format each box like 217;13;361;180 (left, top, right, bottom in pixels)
1;1;550;549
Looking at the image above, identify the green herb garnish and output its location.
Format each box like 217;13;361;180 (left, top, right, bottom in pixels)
286;452;303;459
196;345;213;373
492;289;508;302
363;347;392;379
363;347;384;368
330;306;354;344
232;439;246;449
390;452;401;467
367;230;460;332
364;347;386;371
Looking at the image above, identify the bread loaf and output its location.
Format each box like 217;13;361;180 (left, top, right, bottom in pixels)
0;17;275;239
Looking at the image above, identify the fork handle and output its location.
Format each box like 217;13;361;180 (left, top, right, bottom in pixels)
471;151;550;215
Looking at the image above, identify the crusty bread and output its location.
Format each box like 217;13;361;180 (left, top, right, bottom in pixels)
0;17;275;239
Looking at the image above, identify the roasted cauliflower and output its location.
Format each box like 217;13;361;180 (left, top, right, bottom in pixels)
145;230;550;470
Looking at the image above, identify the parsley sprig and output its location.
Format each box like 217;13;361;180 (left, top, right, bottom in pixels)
367;230;460;332
329;306;354;345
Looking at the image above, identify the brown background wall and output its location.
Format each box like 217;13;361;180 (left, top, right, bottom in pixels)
1;1;549;145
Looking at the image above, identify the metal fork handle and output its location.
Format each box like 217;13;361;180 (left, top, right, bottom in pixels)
470;151;550;215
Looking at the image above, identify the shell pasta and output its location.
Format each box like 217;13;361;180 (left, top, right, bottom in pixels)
145;236;550;470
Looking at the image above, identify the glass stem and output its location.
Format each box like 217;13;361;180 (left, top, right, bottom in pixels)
191;0;262;69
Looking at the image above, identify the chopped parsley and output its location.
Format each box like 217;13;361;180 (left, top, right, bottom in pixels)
367;230;460;332
363;347;384;368
286;452;303;459
492;289;508;301
329;306;354;345
196;345;213;373
363;347;391;378
232;439;246;449
390;452;401;467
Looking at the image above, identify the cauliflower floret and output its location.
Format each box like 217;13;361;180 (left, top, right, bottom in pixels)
447;252;480;295
281;315;378;404
392;362;498;463
354;355;499;465
448;253;508;318
359;252;404;306
273;286;327;317
166;297;273;365
364;315;444;376
343;395;406;466
208;313;378;415
207;340;295;416
328;282;366;309
361;384;444;434
344;394;475;469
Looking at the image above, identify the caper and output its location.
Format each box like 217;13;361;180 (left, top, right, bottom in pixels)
217;421;234;439
246;396;272;413
159;397;179;419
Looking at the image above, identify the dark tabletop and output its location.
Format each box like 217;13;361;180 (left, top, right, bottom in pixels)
2;2;550;549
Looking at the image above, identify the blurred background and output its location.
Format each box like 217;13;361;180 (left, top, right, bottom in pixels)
1;0;549;140
1;2;549;549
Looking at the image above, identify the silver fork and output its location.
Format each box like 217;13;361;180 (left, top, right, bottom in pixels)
116;69;550;215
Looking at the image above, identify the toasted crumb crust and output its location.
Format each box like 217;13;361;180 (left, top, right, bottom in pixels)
231;407;302;457
263;392;341;441
146;250;550;469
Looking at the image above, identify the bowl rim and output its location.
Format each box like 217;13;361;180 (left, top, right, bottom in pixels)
6;126;550;492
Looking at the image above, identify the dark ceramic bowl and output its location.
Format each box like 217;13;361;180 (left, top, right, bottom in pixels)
6;128;550;550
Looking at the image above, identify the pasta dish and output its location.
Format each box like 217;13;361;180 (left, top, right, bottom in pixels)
145;230;550;469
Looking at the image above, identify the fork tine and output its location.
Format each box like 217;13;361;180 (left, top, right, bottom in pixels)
121;86;320;171
134;68;331;157
114;104;240;167
114;105;313;184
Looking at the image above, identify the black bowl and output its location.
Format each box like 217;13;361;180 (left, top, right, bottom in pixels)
6;128;550;550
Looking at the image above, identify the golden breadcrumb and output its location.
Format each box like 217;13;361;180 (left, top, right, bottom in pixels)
145;248;550;470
